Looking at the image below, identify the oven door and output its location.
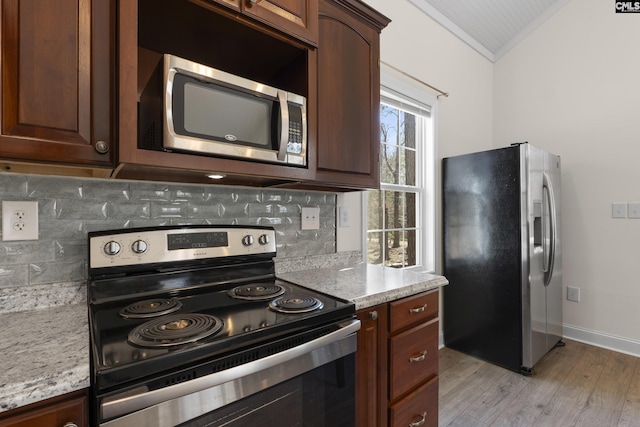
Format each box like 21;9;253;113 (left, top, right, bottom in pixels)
99;319;359;427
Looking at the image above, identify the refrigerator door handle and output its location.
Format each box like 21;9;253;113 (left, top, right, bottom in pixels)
542;172;557;286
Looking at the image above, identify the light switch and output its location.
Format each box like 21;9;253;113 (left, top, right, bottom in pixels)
612;203;627;219
628;203;640;219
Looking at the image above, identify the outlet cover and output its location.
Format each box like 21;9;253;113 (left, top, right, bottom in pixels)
612;203;627;218
301;207;320;230
567;286;581;302
2;201;39;241
628;203;640;219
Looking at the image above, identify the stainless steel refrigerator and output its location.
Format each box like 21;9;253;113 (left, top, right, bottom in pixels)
442;142;562;374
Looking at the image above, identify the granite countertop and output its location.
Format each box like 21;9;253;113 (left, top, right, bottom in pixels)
278;263;448;310
0;303;90;413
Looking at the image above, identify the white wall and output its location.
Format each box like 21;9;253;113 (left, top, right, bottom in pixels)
494;0;640;350
342;0;640;355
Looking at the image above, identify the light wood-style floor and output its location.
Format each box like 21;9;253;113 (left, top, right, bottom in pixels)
438;340;640;427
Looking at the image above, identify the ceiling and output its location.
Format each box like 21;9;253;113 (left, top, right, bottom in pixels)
408;0;571;62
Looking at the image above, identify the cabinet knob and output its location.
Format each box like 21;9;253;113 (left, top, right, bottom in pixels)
369;310;378;320
408;412;427;427
95;140;110;154
63;423;79;427
246;0;260;6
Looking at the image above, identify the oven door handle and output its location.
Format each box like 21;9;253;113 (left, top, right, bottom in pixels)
100;318;361;425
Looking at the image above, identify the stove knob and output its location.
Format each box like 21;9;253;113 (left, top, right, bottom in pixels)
103;241;121;256
242;235;254;246
258;234;270;245
131;239;148;254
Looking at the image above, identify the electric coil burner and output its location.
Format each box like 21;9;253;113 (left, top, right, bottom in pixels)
128;313;223;347
87;225;359;427
119;298;182;319
228;284;285;301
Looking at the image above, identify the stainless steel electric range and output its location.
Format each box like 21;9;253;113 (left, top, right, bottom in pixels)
87;225;359;427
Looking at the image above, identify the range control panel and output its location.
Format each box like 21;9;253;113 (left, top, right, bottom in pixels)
89;227;276;269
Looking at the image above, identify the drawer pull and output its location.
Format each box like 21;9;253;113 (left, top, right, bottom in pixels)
409;412;427;427
409;304;426;314
409;351;427;363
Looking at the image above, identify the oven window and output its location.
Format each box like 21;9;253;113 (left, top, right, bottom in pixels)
179;354;355;427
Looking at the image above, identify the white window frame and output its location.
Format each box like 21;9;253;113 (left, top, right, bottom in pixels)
363;64;437;272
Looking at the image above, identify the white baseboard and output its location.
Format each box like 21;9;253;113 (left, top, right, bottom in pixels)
439;326;640;358
562;324;640;358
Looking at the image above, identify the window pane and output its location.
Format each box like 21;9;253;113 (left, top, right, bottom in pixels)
380;105;398;145
367;231;384;265
404;148;416;186
384;230;399;267
385;190;402;231
403;112;416;149
406;192;416;228
404;230;417;267
367;190;383;230
381;144;398;184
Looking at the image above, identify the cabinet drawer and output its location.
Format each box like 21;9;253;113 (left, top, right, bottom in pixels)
389;375;438;427
389;290;438;332
0;390;87;427
389;317;438;400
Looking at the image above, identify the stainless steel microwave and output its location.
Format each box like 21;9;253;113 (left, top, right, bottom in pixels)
138;54;307;167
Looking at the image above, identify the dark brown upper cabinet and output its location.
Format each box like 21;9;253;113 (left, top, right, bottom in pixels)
209;0;318;45
314;0;390;189
0;0;115;176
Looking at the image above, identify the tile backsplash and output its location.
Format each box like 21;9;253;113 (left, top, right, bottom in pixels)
0;173;337;294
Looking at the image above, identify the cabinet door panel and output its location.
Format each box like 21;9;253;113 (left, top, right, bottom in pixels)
243;0;318;44
389;317;438;400
389;376;438;427
0;0;114;167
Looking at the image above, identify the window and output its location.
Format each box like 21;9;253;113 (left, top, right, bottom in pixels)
365;68;436;271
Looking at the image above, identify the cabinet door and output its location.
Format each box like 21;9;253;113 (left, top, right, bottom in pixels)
355;304;387;427
0;390;87;427
0;0;114;168
315;0;388;189
242;0;318;45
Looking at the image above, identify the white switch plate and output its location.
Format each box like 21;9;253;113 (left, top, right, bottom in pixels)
628;203;640;219
567;286;581;302
2;201;39;241
301;207;320;230
612;203;627;218
338;207;350;228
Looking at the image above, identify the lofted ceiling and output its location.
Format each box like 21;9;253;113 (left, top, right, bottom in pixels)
408;0;571;62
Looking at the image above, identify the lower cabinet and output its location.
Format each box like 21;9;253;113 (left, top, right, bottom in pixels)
0;389;87;427
356;289;439;427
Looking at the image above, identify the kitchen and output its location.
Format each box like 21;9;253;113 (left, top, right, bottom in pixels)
1;0;639;426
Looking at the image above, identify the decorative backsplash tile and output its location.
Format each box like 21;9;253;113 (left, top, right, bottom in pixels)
0;173;337;292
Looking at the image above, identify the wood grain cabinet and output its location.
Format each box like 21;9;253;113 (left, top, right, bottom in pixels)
0;390;87;427
0;0;115;175
208;0;318;45
356;289;439;427
315;0;390;189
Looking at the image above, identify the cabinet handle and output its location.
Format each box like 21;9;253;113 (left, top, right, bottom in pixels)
246;0;260;5
95;140;110;154
409;351;427;363
63;423;78;427
409;412;427;427
369;310;378;320
409;304;426;314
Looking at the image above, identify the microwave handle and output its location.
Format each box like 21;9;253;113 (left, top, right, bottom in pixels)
277;91;289;161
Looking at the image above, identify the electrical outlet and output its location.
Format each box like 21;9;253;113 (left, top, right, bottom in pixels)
628;203;640;219
301;207;320;230
567;286;581;302
2;201;39;241
612;203;627;218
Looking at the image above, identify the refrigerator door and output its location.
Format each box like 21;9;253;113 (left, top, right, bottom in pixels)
522;144;562;370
